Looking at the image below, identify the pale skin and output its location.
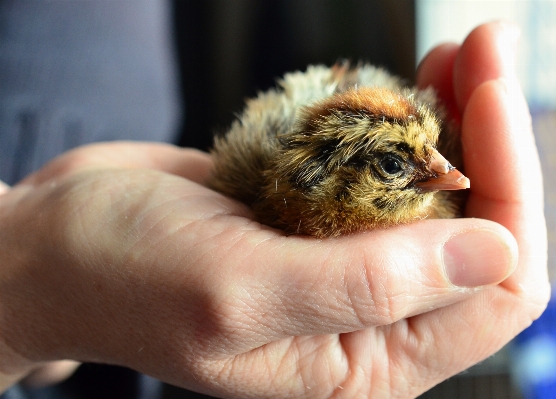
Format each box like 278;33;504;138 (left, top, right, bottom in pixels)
0;21;549;398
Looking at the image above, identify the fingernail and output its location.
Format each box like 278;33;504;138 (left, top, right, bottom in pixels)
443;229;516;287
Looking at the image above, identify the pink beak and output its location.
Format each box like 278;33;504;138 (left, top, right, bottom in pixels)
415;148;470;191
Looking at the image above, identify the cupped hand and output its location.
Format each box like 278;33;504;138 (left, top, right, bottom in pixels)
0;21;548;398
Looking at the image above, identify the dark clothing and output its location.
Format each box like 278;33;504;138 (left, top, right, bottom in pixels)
0;0;181;185
0;1;196;398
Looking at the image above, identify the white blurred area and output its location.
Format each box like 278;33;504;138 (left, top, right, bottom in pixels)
417;0;556;110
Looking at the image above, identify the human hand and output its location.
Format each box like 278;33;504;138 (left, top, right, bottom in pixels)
0;181;81;390
0;21;548;398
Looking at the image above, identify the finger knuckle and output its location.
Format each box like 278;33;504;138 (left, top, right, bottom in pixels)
347;252;412;326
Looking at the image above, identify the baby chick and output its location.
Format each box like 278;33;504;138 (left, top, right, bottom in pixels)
209;62;469;237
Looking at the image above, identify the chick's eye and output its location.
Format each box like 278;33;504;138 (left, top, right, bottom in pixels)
379;156;403;175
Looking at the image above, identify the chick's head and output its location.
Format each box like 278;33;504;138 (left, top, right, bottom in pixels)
258;87;469;237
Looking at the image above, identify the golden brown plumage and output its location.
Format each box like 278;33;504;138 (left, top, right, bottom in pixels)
209;62;469;237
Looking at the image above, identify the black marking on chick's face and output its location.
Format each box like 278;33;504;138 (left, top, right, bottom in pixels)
280;102;434;192
281;135;344;189
286;142;415;190
345;151;411;183
395;142;414;154
335;190;349;202
372;196;391;210
334;176;356;202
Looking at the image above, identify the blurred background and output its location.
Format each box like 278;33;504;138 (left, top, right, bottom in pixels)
173;0;417;151
172;1;556;398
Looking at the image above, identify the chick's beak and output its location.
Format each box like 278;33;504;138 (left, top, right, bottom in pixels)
415;148;470;191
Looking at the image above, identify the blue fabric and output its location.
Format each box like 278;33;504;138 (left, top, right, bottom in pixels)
0;0;181;184
512;286;556;399
0;1;182;398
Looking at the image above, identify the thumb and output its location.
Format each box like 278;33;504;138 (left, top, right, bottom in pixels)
205;217;517;345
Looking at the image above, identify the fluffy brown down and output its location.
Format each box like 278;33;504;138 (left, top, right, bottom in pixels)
209;63;466;237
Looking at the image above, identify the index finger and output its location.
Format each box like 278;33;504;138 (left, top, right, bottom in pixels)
419;21;548;304
453;23;546;293
455;22;542;208
19;142;215;186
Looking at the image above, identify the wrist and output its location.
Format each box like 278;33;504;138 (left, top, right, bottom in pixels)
0;183;55;390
